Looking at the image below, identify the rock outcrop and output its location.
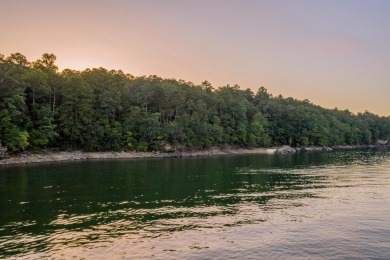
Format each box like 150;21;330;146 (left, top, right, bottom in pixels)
299;146;333;152
275;145;297;154
376;140;388;146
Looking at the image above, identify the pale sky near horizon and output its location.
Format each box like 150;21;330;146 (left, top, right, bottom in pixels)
1;0;389;116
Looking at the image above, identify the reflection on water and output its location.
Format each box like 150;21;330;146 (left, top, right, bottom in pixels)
1;148;390;259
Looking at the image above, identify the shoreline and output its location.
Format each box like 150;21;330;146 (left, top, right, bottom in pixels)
0;148;276;166
0;145;388;166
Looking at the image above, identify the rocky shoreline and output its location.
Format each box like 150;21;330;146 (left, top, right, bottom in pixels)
0;145;388;166
0;148;274;166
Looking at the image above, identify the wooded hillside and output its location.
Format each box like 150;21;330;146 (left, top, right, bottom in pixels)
1;53;389;153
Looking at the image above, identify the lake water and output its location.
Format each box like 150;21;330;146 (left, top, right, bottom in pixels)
1;148;390;259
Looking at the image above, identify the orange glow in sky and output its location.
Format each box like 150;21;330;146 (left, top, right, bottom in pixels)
1;0;389;116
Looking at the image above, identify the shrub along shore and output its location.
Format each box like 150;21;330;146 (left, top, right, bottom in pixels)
1;145;388;166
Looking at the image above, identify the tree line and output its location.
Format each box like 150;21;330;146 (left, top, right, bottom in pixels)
0;53;389;153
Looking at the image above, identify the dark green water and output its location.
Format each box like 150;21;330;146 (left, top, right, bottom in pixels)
1;149;390;259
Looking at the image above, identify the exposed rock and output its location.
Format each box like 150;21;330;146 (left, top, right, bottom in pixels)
301;146;320;152
332;145;368;150
265;148;278;154
275;145;297;154
376;140;388;146
160;144;175;153
300;146;333;152
0;146;7;154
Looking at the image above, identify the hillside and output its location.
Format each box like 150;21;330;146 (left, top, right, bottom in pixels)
1;53;389;153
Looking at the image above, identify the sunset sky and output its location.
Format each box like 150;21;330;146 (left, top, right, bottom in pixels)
1;0;389;116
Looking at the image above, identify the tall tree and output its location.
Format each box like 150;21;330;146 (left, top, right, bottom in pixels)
58;75;94;149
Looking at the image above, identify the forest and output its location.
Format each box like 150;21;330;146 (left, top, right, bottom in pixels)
0;53;389;153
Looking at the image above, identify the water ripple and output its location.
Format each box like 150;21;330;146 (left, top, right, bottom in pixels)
1;148;389;259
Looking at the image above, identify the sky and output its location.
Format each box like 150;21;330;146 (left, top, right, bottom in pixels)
1;0;389;116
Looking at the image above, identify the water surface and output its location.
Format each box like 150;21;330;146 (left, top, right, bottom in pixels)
1;148;390;259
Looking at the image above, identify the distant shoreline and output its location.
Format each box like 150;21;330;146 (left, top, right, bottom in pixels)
0;145;388;166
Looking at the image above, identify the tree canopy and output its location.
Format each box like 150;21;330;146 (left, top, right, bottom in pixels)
0;53;389;153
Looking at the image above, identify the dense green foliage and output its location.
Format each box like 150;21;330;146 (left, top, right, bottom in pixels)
0;53;389;152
